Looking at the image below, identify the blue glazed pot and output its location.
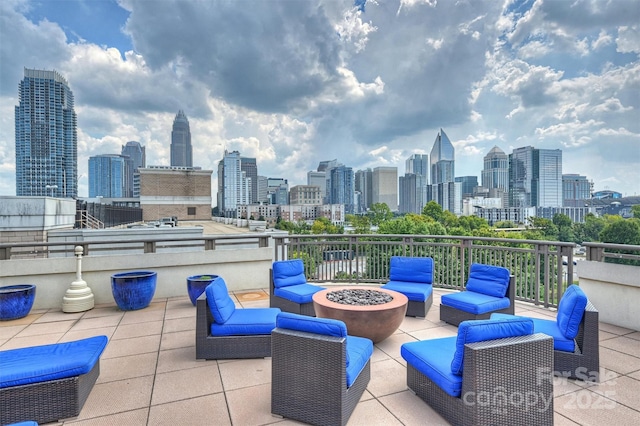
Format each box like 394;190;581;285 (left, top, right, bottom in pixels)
186;275;219;306
0;284;36;321
110;271;157;311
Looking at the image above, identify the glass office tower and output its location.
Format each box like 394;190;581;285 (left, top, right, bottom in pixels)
15;68;77;197
170;110;192;167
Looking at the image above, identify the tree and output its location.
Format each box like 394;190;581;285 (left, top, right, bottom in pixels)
552;213;575;242
495;220;516;229
346;214;371;234
633;205;640;219
599;219;640;245
311;217;343;234
528;217;558;240
378;214;445;235
422;201;444;223
368;203;393;226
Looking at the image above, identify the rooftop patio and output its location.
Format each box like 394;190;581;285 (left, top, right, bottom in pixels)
1;288;639;426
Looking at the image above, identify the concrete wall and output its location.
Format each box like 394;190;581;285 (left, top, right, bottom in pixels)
0;196;76;231
578;260;639;331
0;247;273;310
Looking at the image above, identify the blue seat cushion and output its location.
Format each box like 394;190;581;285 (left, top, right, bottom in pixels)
274;283;324;304
210;308;280;336
557;285;587;339
205;277;236;324
451;318;534;375
381;281;432;302
465;263;511;298
389;256;434;284
441;291;510;314
346;335;373;387
272;259;307;288
401;337;462;397
491;313;576;352
0;335;108;388
276;312;347;337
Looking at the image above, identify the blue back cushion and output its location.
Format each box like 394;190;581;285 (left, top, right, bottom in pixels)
205;277;236;324
389;256;434;284
276;312;347;337
465;263;510;298
272;259;307;288
451;318;534;375
556;285;588;339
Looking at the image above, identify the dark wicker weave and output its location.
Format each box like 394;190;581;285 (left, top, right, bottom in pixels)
440;275;515;326
271;327;370;426
195;293;272;360
406;291;433;318
407;333;554;426
269;269;316;316
554;301;600;382
0;358;100;425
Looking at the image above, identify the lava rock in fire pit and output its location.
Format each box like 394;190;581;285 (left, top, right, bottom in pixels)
326;289;393;306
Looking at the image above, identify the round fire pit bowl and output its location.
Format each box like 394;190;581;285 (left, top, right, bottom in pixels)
312;286;408;343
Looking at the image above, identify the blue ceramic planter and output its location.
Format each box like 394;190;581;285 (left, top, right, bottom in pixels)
111;271;157;311
0;284;36;321
187;275;219;306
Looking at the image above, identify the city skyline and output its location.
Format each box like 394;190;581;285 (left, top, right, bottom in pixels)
1;1;638;198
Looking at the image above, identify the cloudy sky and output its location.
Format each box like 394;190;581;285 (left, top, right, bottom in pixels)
1;0;639;201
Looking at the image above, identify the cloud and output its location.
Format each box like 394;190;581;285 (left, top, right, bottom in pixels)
617;25;640;54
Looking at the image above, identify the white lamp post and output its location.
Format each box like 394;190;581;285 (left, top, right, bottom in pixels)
45;184;58;197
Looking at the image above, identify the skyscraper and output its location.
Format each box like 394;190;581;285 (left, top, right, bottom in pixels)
170;110;192;167
481;146;509;207
354;168;373;212
217;150;250;217
15;68;77;197
509;146;562;208
88;154;125;198
430;129;454;185
241;156;258;204
400;154;428;214
373;166;398;211
327;165;354;214
121;141;145;198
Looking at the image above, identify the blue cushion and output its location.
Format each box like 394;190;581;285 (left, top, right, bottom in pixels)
0;335;108;388
276;312;347;337
441;291;510;314
272;259;307;288
381;281;432;302
205;277;236;324
491;313;576;352
556;285;587;339
451;318;534;375
274;283;324;304
345;335;373;387
389;256;434;284
210;308;280;336
465;263;510;298
401;337;462;397
6;422;39;426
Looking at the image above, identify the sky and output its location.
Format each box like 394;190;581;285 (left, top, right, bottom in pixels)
0;0;639;201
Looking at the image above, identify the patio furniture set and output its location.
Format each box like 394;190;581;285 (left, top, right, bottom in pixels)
0;256;600;426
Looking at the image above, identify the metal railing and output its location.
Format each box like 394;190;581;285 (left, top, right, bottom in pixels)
583;242;640;264
273;234;578;308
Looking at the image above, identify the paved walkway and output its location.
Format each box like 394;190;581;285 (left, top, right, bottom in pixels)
1;289;639;425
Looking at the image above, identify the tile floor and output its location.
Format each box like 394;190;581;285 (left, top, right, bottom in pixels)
1;289;639;425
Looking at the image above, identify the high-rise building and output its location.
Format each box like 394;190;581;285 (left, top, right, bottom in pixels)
307;171;327;201
266;178;289;205
88;154;125;198
481;146;509;207
562;174;592;207
400;154;428;214
509;146;562;208
290;185;322;205
170;110;192;167
15;68;77;197
406;154;428;179
240;156;257;204
327;165;354;214
354;168;373;212
217;150;250;217
428;129;457;212
455;176;478;199
373;167;398;211
121;141;145;198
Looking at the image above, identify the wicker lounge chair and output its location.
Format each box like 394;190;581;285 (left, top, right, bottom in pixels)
196;276;280;360
381;256;434;317
440;263;515;326
0;335;108;425
401;318;554;426
271;312;373;426
492;284;600;382
270;259;324;316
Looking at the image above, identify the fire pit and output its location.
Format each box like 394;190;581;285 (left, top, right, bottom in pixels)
312;286;408;343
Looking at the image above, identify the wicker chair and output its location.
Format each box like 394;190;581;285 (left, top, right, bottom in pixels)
492;284;600;382
440;263;515;326
270;259;324;316
0;335;107;425
196;276;280;360
380;256;434;317
401;318;554;426
271;312;373;426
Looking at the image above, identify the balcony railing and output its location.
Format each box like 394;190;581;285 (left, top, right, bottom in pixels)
274;234;578;308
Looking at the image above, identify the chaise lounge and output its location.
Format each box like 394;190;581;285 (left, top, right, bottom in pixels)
0;335;108;425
